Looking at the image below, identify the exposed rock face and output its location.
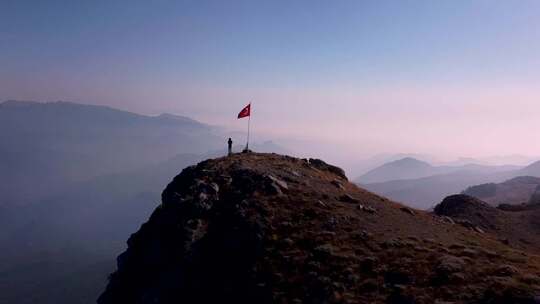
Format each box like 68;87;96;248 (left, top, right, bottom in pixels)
99;153;540;304
434;194;499;230
307;158;347;179
435;194;492;216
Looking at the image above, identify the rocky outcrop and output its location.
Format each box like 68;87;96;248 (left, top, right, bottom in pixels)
307;158;347;180
434;194;499;230
99;153;540;304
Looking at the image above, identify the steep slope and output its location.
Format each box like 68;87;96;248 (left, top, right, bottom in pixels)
100;153;540;304
463;176;540;206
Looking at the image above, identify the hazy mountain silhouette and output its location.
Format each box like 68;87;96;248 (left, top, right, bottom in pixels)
355;157;520;184
0;100;223;205
517;160;540;176
362;171;508;209
357;158;525;209
463;176;540;206
356;157;436;183
345;153;438;178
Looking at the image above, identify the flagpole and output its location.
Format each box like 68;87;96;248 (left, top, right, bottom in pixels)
246;104;251;150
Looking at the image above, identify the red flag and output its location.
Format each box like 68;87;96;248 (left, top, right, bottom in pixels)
237;103;251;119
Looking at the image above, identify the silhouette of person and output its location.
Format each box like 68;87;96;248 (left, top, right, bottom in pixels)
228;138;233;156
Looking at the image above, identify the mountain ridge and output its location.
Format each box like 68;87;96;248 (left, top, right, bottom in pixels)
356;157;435;184
355;157;521;185
463;176;540;206
99;153;540;303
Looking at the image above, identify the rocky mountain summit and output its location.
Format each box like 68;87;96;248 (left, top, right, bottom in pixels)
99;153;540;304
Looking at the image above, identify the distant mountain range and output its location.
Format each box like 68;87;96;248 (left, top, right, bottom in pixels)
347;153;538;180
0;100;223;205
355;157;436;184
356;157;520;184
356;157;540;209
343;153;438;178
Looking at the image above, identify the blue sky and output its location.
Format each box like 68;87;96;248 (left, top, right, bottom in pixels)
2;0;540;160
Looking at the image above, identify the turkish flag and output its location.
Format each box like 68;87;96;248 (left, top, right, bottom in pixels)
237;103;251;119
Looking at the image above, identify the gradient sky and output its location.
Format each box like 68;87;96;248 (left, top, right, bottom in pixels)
2;0;540;161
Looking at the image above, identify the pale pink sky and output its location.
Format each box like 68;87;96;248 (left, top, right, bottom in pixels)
2;1;540;164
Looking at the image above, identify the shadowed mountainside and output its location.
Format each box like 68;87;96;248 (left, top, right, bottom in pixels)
99;153;540;304
0;100;222;205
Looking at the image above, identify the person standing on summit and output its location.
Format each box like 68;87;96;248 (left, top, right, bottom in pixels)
228;138;233;156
